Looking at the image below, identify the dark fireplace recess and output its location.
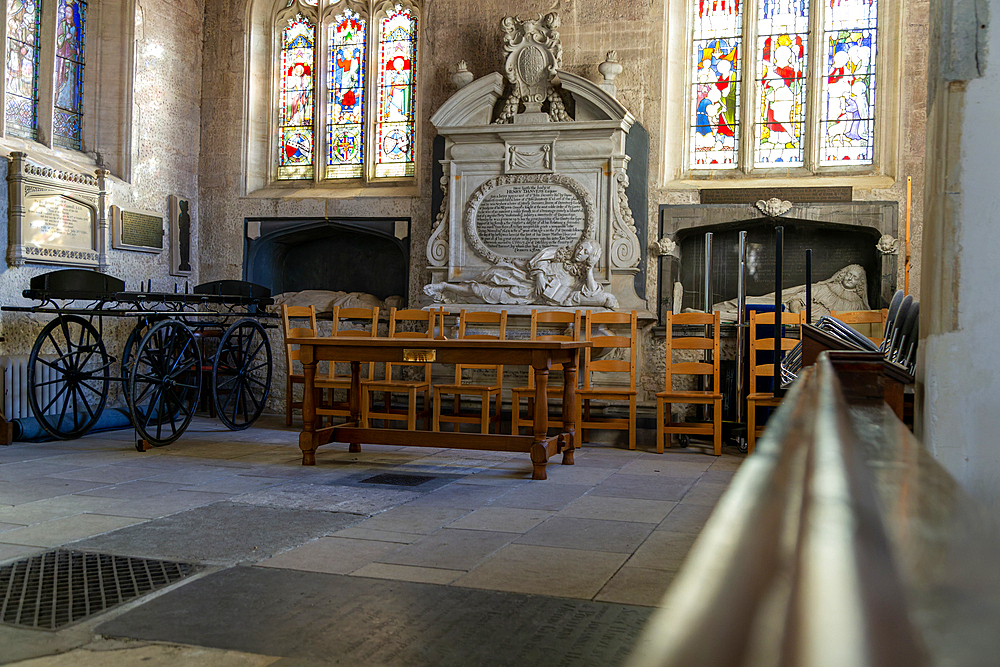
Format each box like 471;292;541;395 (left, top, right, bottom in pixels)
243;217;410;301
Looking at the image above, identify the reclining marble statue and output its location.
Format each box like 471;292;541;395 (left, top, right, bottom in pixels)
424;238;619;309
710;264;870;322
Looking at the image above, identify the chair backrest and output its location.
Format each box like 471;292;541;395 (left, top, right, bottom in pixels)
749;310;805;395
385;308;435;381
830;309;888;345
454;309;507;386
329;306;380;379
582;310;638;391
281;304;317;377
525;309;581;387
664;311;720;392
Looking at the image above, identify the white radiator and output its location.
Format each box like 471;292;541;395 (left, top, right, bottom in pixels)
0;355;62;420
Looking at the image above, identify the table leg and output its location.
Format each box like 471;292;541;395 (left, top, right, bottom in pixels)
561;352;578;466
530;365;550;480
299;353;318;466
348;360;362;453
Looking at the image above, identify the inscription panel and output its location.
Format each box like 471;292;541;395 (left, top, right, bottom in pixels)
476;184;584;255
23;194;94;251
121;211;164;250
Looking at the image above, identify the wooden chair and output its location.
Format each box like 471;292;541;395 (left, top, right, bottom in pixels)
281;304;318;426
320;305;380;423
576;310;638;449
361;308;434;430
830;309;889;346
433;309;507;433
655;311;723;455
510;309;582;435
747;309;805;453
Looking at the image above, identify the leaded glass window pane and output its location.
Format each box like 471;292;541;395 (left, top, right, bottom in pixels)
819;0;877;165
52;0;87;150
374;5;416;178
753;0;809;167
690;0;741;169
327;9;365;179
5;0;41;140
278;14;315;180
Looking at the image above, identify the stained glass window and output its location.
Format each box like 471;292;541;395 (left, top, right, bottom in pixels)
5;0;42;140
327;9;365;179
278;14;315;180
820;0;877;165
52;0;87;149
690;0;741;169
754;0;808;167
374;5;416;178
689;0;878;172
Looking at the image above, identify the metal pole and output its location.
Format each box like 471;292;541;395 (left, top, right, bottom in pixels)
735;231;747;425
774;226;784;388
805;249;813;324
703;232;714;313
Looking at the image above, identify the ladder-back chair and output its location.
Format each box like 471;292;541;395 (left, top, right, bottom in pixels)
281;304;318;426
655;311;722;455
319;306;380;423
433;309;507;433
747;309;805;453
361;308;435;430
510;309;581;435
830;309;889;346
576;310;638;449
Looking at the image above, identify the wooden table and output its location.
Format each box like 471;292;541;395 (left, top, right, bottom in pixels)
291;337;590;480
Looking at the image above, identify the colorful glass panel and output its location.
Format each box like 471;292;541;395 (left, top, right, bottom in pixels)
52;0;87;149
375;5;416;178
5;0;41;140
690;0;741;169
278;14;315;180
820;0;877;165
754;0;809;167
326;9;365;179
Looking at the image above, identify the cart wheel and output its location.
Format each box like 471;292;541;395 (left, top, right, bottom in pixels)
678;435;691;448
213;318;272;430
120;317;159;384
27;315;110;440
738;437;749;453
128;320;201;446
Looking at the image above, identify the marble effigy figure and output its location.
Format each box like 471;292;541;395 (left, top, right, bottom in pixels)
710;264;870;323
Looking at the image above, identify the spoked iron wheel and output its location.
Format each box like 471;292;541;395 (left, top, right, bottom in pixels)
212;318;272;430
120;316;163;384
27;315;111;439
127;320;202;446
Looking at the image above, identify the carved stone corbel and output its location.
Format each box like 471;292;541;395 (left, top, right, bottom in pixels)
609;168;640;269
755;197;793;217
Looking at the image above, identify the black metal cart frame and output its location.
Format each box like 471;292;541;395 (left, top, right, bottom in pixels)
3;270;277;449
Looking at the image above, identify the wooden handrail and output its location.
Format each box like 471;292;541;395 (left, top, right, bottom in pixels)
629;353;928;667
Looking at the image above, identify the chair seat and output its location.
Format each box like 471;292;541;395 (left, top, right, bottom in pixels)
510;385;567;395
577;388;637;398
434;383;501;393
747;391;781;403
656;390;723;400
363;379;430;390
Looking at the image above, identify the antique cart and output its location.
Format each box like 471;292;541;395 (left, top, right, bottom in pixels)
2;269;276;447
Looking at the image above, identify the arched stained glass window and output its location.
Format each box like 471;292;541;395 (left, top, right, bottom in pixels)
820;0;877;165
273;1;419;184
278;14;315;180
53;0;87;149
327;9;365;179
689;0;879;172
374;5;416;178
5;0;42;140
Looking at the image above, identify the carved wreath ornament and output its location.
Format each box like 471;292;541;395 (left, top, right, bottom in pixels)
463;173;596;265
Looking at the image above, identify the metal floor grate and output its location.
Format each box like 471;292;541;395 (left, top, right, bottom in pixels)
361;473;437;487
0;549;199;630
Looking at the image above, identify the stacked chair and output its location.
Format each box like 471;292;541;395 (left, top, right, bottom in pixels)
747;309;805;453
655;311;723;455
510;309;582;436
576;310;638;450
361;308;435;430
433;309;507;433
280;304;319;426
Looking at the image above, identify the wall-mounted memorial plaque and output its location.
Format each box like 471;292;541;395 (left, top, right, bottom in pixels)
7;152;106;269
169;195;193;276
111;205;164;253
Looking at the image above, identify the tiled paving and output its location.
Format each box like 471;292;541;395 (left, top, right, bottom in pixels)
0;414;742;665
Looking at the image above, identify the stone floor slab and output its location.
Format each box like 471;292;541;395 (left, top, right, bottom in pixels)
594;566;677;607
257;536;403;575
558;495;676;524
515;516;654;554
377;528;514;570
445;506;553;533
0;513;145;547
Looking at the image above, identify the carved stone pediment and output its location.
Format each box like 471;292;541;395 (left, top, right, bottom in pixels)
495;13;571;124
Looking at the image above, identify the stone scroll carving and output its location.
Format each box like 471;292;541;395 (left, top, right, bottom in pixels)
494;13;571;124
426;174;450;267
610;168;640;269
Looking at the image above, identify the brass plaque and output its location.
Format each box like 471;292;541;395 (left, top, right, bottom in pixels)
121;210;164;249
700;187;852;204
403;349;436;362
